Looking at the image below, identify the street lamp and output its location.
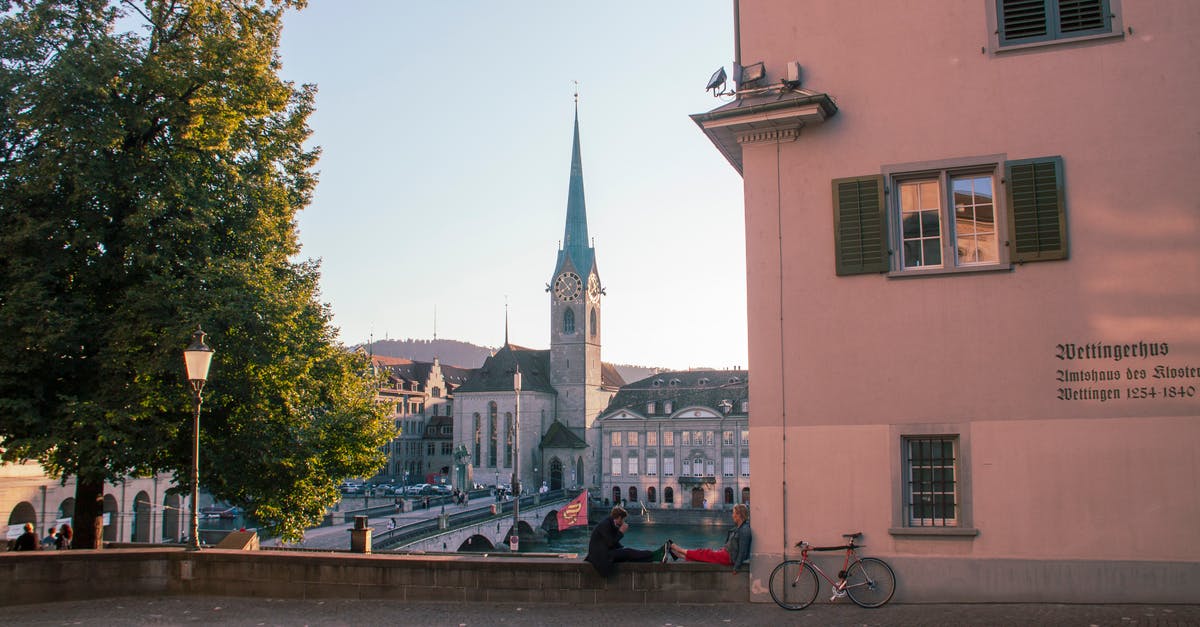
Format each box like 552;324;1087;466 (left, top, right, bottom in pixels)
510;366;521;552
183;325;214;551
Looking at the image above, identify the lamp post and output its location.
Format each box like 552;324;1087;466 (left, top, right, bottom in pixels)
510;366;521;552
183;326;214;551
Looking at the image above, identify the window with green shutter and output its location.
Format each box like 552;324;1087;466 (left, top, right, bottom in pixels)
833;155;1067;277
832;175;887;276
995;0;1120;48
1006;156;1067;261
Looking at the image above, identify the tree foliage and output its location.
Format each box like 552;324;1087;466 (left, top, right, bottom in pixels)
0;0;394;544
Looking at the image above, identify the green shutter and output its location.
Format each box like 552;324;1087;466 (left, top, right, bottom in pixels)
1006;156;1067;262
832;175;888;276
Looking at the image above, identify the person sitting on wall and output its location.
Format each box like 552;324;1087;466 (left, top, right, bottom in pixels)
584;506;668;577
666;503;752;574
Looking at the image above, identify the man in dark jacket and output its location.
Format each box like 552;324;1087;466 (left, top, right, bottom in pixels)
13;523;39;551
585;506;664;577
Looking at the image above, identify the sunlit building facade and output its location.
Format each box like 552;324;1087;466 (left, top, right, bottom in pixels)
596;369;749;511
693;0;1200;603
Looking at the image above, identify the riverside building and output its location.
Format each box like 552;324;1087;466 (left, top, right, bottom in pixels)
691;0;1200;603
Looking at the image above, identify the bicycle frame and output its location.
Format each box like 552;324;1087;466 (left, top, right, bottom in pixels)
795;541;860;599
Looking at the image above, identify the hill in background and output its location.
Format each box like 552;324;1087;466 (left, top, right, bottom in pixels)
354;338;662;384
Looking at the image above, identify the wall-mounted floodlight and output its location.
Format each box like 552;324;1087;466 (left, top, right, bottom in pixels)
705;66;727;94
736;61;766;88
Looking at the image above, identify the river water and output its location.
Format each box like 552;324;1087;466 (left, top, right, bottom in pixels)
519;523;729;555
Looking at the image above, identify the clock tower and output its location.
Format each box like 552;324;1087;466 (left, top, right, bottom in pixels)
549;104;604;432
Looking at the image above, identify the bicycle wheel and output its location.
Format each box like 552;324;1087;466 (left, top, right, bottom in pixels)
769;559;819;610
843;557;896;608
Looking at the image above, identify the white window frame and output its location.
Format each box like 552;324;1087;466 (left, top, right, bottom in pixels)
611;457;622;477
663;457;674;477
663;431;674;447
628;431;639;447
884;156;1009;276
740;457;750;477
628;457;638;476
646;431;657;447
611;431;622;447
723;457;735;477
646;457;658;476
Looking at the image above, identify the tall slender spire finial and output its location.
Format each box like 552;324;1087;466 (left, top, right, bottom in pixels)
504;297;510;347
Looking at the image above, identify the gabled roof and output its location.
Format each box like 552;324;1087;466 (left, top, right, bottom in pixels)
456;344;556;394
539;420;588;449
600;369;750;419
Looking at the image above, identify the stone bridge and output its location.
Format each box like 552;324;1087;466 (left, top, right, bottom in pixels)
384;493;576;553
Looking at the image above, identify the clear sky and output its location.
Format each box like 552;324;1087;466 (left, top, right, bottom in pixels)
278;2;746;372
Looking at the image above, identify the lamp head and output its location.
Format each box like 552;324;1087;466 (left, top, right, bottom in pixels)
183;325;214;383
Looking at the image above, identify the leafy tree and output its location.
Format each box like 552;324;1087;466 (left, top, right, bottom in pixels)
0;0;394;546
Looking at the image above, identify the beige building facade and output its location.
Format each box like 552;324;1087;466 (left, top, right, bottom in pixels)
3;461;180;546
596;369;750;511
694;0;1200;603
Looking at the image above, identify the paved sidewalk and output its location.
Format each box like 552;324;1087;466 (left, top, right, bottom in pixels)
2;597;1197;626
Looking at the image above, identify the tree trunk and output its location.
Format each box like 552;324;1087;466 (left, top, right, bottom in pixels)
72;477;106;550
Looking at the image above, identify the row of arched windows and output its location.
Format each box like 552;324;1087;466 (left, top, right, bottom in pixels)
610;486;750;506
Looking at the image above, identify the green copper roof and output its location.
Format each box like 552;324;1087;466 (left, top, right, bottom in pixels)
554;106;596;279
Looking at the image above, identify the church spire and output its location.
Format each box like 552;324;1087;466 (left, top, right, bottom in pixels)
555;93;595;279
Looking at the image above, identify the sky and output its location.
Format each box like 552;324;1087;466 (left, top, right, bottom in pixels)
277;2;746;372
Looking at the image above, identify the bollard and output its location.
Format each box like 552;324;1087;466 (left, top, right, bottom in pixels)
438;513;449;530
350;515;372;553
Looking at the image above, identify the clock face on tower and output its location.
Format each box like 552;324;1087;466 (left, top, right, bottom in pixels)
553;272;583;302
587;275;601;303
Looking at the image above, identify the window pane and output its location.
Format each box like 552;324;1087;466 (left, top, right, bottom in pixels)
953;174;998;265
923;239;941;265
899;179;942;268
920;210;940;237
903;241;923;268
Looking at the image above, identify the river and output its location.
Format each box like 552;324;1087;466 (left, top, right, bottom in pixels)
519;523;729;555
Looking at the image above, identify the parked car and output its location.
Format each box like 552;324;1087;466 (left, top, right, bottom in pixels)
405;483;430;496
432;485;452;495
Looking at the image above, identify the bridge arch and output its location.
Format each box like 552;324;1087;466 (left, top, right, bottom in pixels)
458;534;494;552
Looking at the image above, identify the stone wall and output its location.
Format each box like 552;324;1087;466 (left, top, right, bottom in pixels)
0;549;747;606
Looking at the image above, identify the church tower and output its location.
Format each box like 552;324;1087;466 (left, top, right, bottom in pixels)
549;104;604;432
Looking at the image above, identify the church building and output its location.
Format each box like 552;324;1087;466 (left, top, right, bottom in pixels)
452;106;625;494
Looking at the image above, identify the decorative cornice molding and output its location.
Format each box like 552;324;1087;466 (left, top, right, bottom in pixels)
737;125;803;145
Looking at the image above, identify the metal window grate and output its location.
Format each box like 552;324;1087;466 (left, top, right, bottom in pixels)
905;436;958;527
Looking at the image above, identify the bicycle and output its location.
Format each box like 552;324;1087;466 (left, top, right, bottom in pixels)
768;532;896;610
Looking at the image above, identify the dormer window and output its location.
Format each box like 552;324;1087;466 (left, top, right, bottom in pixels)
664;401;673;414
647;401;657;415
698;378;710;386
653;379;663;387
669;378;680;386
728;376;741;384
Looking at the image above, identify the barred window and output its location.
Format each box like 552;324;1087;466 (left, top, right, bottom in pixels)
904;436;959;527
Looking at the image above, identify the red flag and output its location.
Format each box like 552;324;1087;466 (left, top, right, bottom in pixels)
557;490;588;531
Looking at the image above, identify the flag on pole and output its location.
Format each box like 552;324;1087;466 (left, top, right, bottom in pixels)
557;490;588;531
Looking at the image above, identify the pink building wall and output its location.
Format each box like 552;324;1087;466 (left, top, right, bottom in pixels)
706;0;1200;602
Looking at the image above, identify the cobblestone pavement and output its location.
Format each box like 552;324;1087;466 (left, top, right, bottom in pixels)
3;597;1198;627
